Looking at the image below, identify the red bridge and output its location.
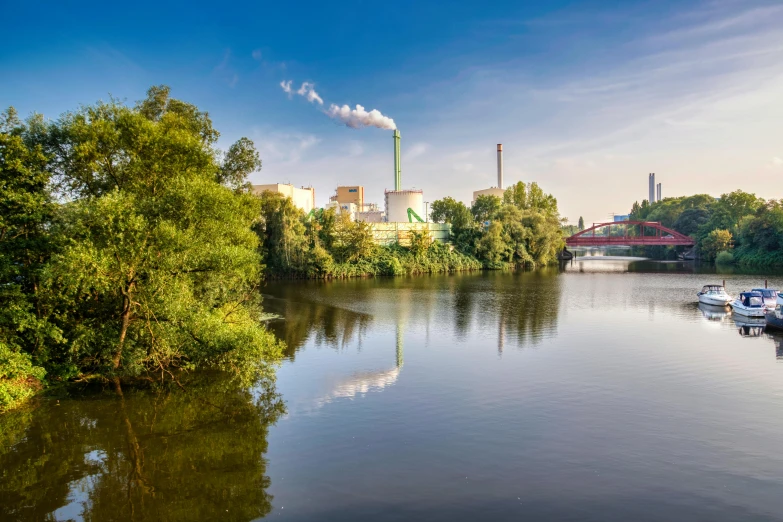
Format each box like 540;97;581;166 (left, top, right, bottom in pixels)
566;221;695;247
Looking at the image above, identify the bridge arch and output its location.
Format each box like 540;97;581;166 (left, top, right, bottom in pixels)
565;221;695;247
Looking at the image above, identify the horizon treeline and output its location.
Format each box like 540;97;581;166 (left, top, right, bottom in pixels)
629;191;783;265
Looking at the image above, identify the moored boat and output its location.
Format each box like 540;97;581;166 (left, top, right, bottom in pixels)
696;284;732;306
751;288;779;309
765;295;783;332
730;292;766;318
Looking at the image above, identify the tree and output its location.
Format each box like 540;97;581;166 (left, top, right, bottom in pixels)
578;216;584;230
36;87;283;382
0;108;52;409
700;229;733;261
219;137;262;191
673;207;710;236
430;197;473;230
471;195;502;224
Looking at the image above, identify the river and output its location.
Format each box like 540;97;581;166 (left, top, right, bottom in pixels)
3;258;783;521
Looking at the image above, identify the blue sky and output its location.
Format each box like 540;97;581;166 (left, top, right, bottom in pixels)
3;0;783;223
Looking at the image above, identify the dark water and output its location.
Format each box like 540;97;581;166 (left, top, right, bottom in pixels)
3;258;783;521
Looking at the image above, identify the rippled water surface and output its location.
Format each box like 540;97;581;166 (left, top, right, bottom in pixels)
4;258;783;521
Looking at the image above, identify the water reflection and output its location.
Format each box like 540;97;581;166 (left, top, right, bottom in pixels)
0;375;283;522
698;303;731;321
734;317;767;337
264;271;564;355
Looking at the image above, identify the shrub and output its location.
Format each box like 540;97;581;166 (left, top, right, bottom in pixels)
0;343;46;412
715;251;735;265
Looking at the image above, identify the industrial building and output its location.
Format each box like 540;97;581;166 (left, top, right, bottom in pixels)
252;183;316;214
329;186;365;210
472;144;505;205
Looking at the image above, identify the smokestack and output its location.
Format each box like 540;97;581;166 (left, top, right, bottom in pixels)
393;130;401;191
497;144;504;189
657;182;661;202
648;173;656;203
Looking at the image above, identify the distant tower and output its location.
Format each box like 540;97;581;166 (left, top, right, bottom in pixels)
657;182;662;202
393;130;401;191
648;173;656;203
497;144;504;189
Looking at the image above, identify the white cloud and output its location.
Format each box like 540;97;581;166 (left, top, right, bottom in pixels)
297;82;323;105
773;157;783;167
280;80;293;97
252;49;262;61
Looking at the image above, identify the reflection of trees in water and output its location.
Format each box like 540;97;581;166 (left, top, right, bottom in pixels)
446;269;562;350
0;374;284;522
262;292;372;358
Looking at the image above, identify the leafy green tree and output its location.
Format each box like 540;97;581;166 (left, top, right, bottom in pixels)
430;197;473;230
37;88;283;382
673;207;710;236
0;108;53;409
578;216;584;230
256;191;308;275
332;213;377;263
471;195;502;224
700;229;733;261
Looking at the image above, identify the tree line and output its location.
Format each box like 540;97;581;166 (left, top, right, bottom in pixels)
629;190;783;265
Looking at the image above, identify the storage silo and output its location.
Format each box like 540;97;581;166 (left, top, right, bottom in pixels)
385;189;424;222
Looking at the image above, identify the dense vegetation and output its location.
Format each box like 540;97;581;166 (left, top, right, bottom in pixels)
628;190;783;265
0;88;283;411
255;192;482;278
430;181;565;268
255;180;565;278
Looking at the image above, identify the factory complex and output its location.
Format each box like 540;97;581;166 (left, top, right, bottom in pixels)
252;130;509;245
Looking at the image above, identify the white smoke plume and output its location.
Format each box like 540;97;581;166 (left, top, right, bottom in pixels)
326;104;396;130
280;80;293;97
296;82;323;105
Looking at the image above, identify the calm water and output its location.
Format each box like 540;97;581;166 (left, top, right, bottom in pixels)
3;258;783;521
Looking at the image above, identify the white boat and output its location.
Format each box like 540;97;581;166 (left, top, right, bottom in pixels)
696;284;732;306
730;292;767;317
751;288;778;309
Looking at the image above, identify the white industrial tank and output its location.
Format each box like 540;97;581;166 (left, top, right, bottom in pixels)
385;190;424;223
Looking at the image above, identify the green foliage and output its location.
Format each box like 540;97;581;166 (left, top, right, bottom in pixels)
0;343;45;412
428;181;563;269
578;216;584;230
699;229;733;261
471;195;502;223
715;251;735;265
628;189;783;266
0;87;284;403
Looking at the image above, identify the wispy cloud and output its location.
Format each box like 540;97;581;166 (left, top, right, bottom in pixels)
296;81;323;105
251;49;262;61
280;80;293;97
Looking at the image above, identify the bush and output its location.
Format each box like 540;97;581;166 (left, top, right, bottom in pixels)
715;251;735;265
0;343;46;412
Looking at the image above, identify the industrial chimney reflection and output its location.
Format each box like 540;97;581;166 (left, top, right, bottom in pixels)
314;323;404;408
